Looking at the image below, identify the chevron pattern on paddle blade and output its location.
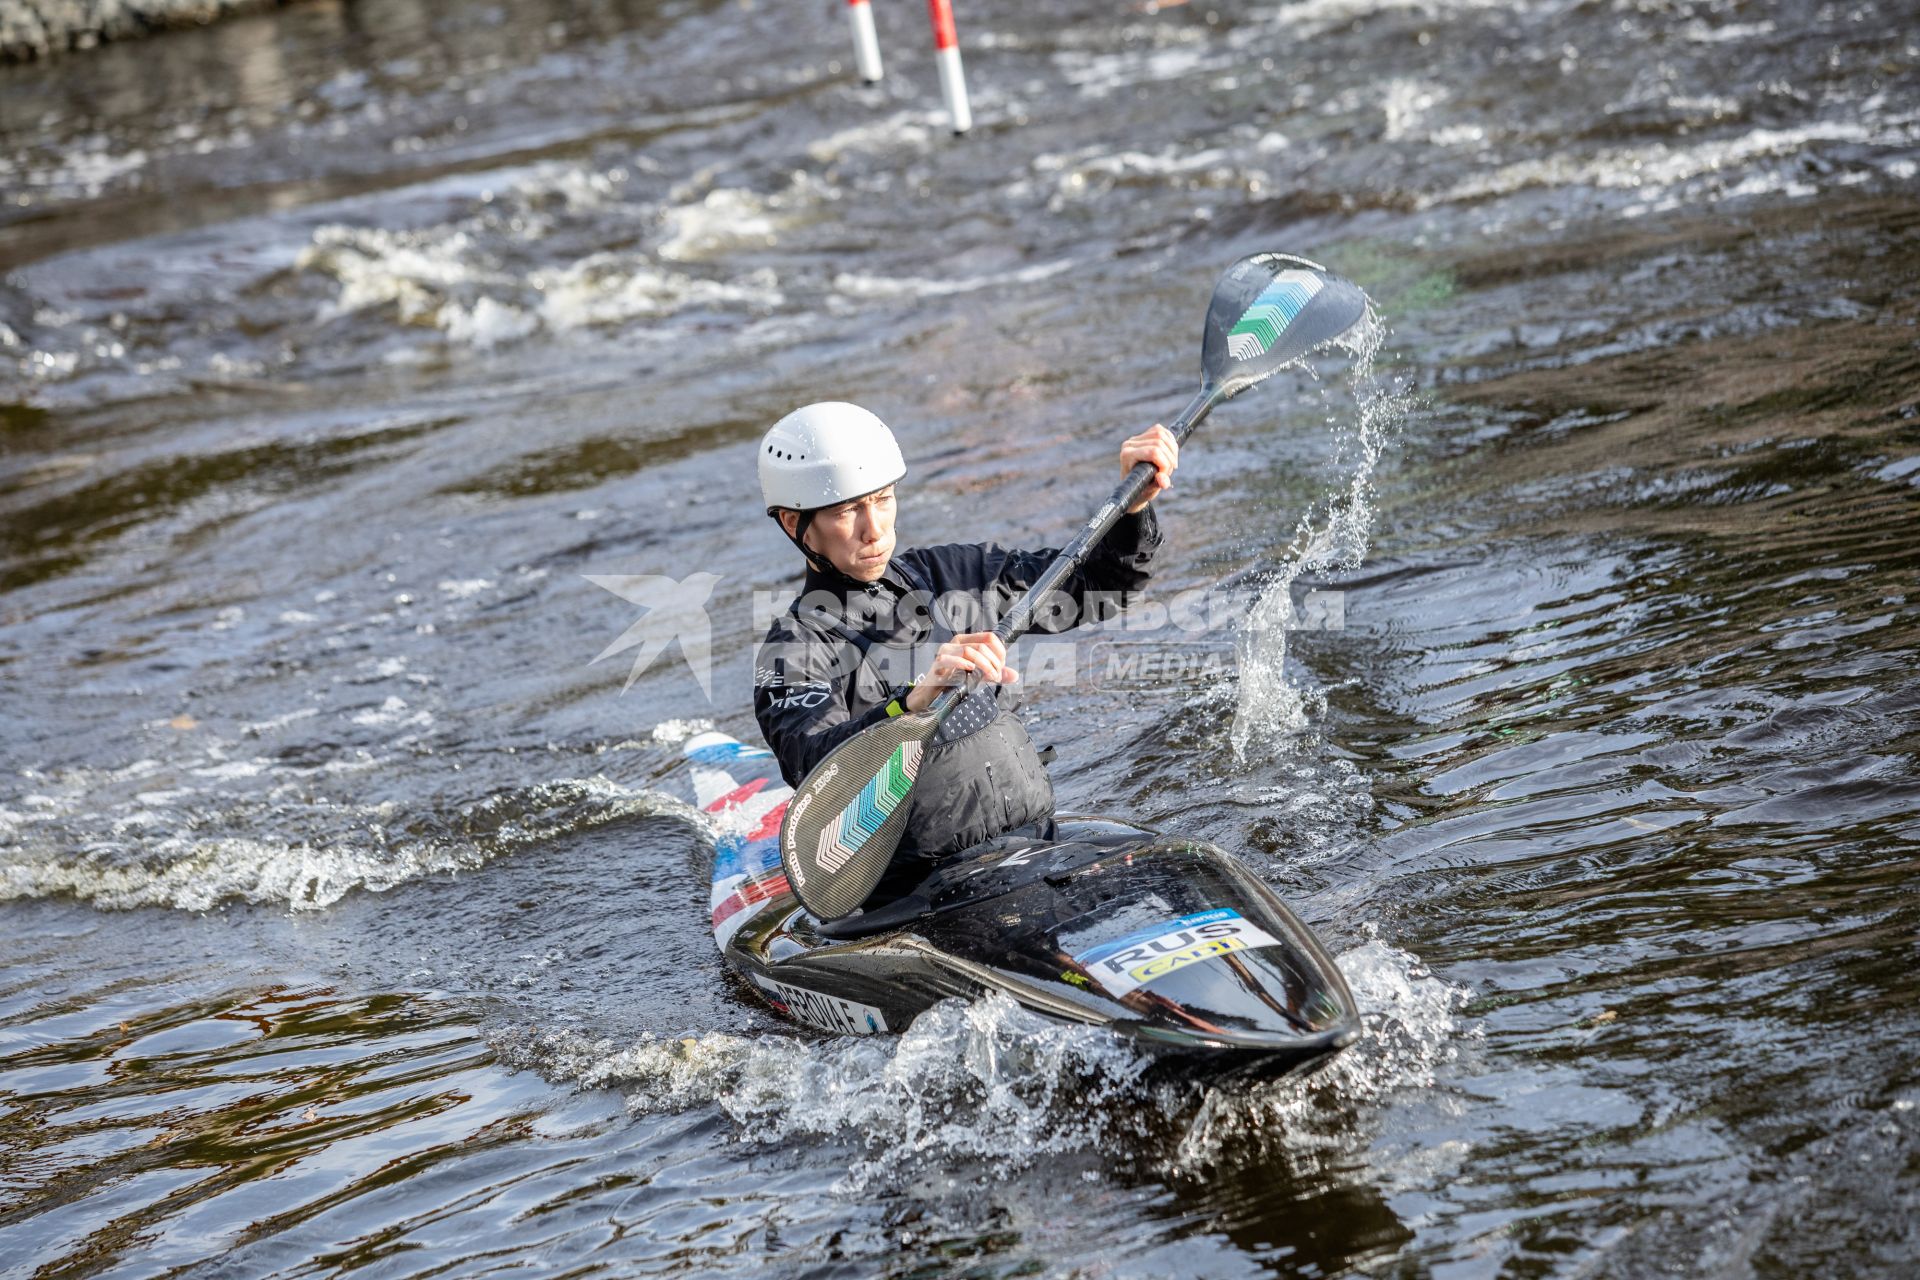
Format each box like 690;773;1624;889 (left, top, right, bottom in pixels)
813;739;923;876
1225;271;1324;360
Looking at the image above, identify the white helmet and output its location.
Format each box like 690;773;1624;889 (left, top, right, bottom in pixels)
758;402;906;514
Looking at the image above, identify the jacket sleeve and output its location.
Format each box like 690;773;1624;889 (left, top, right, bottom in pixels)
752;618;903;787
979;504;1163;634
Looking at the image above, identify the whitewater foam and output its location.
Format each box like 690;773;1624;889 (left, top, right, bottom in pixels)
288;161;801;351
804;111;945;164
1033;140;1277;206
1168;939;1478;1176
1054;37;1224;99
506;940;1467;1190
0;775;691;913
506;992;1158;1190
657;172;831;262
649;719;716;745
831;258;1074;301
1437;118;1914;209
534;255;779;330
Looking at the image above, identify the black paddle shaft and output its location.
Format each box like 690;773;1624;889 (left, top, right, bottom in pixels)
989;384;1216;647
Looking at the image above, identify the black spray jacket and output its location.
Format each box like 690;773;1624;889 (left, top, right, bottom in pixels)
753;507;1162;867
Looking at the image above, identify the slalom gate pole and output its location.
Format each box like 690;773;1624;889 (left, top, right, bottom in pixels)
927;0;972;134
847;0;884;84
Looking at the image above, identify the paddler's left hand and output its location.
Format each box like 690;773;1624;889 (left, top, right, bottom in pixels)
1121;424;1179;513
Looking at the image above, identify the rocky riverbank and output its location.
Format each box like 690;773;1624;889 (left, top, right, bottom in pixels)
1;0;282;62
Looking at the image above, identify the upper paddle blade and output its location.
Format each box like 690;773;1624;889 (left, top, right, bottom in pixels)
1200;252;1368;399
779;706;942;919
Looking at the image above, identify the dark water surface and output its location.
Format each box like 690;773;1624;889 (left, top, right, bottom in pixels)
4;0;1919;1275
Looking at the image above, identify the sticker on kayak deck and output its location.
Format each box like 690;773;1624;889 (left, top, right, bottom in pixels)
1072;908;1281;997
753;976;888;1035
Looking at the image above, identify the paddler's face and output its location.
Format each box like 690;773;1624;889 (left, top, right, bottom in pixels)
785;486;896;581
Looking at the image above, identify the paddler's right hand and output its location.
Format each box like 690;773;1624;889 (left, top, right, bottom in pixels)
904;631;1019;712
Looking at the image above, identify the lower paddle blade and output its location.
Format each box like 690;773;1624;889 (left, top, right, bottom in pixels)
779;708;941;919
1200;252;1369;398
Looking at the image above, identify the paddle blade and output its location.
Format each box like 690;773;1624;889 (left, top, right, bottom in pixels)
1200;252;1368;399
779;708;940;919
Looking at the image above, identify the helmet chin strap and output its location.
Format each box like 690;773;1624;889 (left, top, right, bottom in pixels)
777;510;855;582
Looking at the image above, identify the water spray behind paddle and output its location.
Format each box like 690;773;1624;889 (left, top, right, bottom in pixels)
1230;310;1407;758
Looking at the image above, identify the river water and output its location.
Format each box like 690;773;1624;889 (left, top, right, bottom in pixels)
3;0;1918;1275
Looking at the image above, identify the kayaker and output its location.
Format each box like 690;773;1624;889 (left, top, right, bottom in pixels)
753;401;1177;904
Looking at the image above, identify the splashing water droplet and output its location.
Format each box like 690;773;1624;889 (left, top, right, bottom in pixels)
1231;311;1411;758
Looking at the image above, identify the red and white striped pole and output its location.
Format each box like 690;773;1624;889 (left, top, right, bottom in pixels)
927;0;972;135
846;0;883;85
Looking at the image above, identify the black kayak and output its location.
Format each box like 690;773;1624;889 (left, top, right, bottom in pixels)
686;731;1359;1073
